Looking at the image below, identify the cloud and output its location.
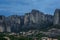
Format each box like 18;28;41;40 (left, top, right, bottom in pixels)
0;0;60;16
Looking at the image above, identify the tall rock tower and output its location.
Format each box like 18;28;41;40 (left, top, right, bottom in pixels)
53;9;60;25
8;15;21;33
0;16;5;32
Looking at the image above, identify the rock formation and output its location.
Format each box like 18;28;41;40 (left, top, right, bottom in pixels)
0;9;54;32
8;15;21;33
23;9;53;30
0;15;6;32
53;9;60;25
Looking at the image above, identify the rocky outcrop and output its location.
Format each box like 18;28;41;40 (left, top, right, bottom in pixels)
53;9;60;25
0;9;54;32
8;15;22;33
24;13;30;25
23;9;53;30
0;15;5;32
30;9;44;24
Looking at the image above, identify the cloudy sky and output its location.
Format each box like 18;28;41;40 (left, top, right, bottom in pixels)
0;0;60;16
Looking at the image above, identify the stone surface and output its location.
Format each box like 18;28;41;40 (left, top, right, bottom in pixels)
0;9;54;32
53;9;60;25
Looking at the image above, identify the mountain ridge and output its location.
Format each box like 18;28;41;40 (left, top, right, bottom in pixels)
0;9;60;33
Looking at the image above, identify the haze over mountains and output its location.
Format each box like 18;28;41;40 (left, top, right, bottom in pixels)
0;9;60;33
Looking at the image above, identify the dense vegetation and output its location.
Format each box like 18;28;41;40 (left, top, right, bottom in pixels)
0;33;46;40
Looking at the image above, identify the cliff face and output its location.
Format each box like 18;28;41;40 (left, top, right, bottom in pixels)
30;9;44;24
0;16;5;32
24;13;30;25
8;15;22;32
0;9;53;32
24;10;50;25
53;9;60;25
23;9;53;30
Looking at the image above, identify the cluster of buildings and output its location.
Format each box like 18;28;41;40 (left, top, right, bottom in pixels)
40;28;60;36
41;37;58;40
19;30;39;36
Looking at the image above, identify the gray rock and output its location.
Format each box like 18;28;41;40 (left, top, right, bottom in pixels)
53;9;60;25
0;9;54;32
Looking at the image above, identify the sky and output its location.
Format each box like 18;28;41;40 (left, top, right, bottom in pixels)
0;0;60;16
